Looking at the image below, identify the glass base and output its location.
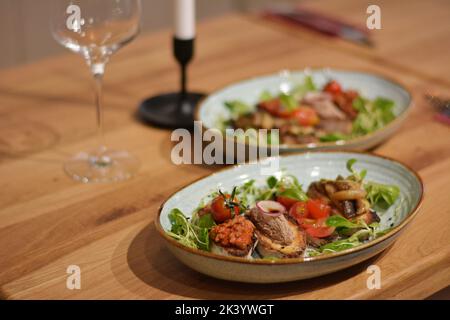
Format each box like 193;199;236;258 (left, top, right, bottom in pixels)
64;149;140;183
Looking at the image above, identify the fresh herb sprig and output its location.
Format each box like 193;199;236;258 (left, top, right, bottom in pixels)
218;186;247;214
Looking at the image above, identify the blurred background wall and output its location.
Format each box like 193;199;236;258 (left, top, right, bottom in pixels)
0;0;298;69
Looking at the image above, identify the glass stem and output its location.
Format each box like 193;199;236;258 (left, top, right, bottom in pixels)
91;63;109;166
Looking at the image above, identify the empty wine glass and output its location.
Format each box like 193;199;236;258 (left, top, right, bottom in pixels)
50;0;141;183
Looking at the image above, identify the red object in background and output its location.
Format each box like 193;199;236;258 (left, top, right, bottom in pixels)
435;113;450;126
264;7;373;47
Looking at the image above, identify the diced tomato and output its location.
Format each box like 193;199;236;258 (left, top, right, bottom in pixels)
291;107;319;126
307;199;331;219
323;80;342;95
211;194;240;223
276;196;298;210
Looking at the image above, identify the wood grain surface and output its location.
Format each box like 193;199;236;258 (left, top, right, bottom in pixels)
0;0;449;299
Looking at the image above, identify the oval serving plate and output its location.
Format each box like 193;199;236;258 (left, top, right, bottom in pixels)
156;152;423;283
196;69;412;153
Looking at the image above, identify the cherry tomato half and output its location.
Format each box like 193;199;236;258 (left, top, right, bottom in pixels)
291;107;320;126
323;80;342;95
289;201;334;238
288;201;309;225
307;199;331;220
304;217;335;238
211;194;240;223
305;225;336;238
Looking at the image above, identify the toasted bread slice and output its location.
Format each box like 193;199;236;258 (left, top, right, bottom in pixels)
210;235;257;258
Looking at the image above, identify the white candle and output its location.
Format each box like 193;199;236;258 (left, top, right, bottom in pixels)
174;0;195;40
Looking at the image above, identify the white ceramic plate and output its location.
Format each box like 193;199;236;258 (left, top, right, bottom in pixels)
196;69;412;152
156;152;423;283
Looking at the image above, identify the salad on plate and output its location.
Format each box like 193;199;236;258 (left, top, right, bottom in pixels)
165;159;401;260
221;76;397;145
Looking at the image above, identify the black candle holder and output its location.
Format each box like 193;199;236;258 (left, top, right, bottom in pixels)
138;37;206;129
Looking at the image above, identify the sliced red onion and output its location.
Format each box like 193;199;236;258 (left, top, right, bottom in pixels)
256;200;286;217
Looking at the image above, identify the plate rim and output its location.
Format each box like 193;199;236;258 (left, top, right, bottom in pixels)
155;151;424;265
194;68;413;150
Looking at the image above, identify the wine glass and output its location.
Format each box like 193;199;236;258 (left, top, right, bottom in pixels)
50;0;141;183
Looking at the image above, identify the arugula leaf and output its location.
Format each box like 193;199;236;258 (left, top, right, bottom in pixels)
365;182;400;209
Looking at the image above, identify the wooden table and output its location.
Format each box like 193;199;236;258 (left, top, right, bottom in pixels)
0;0;449;299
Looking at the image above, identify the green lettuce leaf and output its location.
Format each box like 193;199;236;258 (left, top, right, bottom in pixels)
365;182;400;209
224;100;251;118
352;96;396;135
326;215;359;229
